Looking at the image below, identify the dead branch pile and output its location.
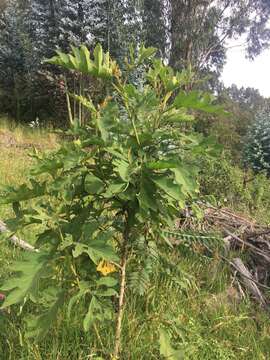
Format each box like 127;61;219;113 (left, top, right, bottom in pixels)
194;203;270;308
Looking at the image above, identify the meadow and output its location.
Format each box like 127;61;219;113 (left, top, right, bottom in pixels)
1;120;270;359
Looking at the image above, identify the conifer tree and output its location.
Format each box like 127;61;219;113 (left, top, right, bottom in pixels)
58;0;100;49
244;110;270;174
0;0;33;119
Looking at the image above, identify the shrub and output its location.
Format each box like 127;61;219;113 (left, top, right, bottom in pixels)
199;151;270;222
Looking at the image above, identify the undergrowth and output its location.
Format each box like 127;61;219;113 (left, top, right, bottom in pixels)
199;153;270;224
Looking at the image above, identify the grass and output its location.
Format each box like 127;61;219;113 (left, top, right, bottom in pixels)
0;121;270;359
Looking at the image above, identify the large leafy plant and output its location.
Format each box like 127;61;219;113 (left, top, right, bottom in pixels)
0;44;220;358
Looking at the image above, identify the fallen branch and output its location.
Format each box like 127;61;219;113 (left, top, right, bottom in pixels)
177;203;270;308
0;220;38;252
231;258;267;307
223;229;270;263
202;242;270;291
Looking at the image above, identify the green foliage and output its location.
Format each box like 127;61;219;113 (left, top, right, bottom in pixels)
199;154;246;206
199;152;270;222
244;109;270;174
46;44;119;79
159;328;184;359
0;44;221;355
1;251;49;308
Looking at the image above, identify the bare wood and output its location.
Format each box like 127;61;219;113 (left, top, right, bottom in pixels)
223;229;270;263
0;220;38;252
223;235;232;252
201;242;270;292
183;202;270;305
231;258;267;307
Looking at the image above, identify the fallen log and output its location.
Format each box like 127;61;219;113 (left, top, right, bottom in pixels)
0;220;38;252
231;258;267;307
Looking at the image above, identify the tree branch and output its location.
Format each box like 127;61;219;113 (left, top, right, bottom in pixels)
0;220;38;252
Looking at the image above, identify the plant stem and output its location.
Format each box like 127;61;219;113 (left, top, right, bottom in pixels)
64;76;73;126
131;116;140;145
94;323;105;350
113;225;129;358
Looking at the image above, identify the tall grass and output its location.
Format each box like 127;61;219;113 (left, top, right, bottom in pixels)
0;117;58;149
0;123;270;359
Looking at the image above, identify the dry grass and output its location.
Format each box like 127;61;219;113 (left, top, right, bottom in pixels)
0;117;58;150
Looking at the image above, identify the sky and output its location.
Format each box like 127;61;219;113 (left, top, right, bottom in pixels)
222;42;270;98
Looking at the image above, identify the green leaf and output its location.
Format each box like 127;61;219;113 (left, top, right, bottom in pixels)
80;45;92;73
0;180;46;204
1;252;49;309
72;243;87;258
83;296;101;331
89;241;119;263
151;175;185;202
104;181;126;198
138;175;158;211
96;277;118;287
105;147;128;161
83;296;113;331
94;44;103;74
25;289;65;339
191;203;204;220
162;108;194;123
81;221;100;239
159;329;184;359
84;174;104;195
174;91;224;114
172;163;199;197
138;45;157;64
96;102;119;141
113;159;131;182
67;281;90;318
46;45;116;78
31;156;63;175
72;241;119;265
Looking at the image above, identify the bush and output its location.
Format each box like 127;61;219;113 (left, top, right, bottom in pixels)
199;152;270;222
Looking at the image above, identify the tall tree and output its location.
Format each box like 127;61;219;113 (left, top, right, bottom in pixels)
30;0;60;59
142;0;168;58
58;0;106;50
168;0;270;74
0;0;33;120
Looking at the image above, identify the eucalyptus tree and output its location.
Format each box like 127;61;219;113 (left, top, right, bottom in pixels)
168;0;270;73
139;0;270;76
